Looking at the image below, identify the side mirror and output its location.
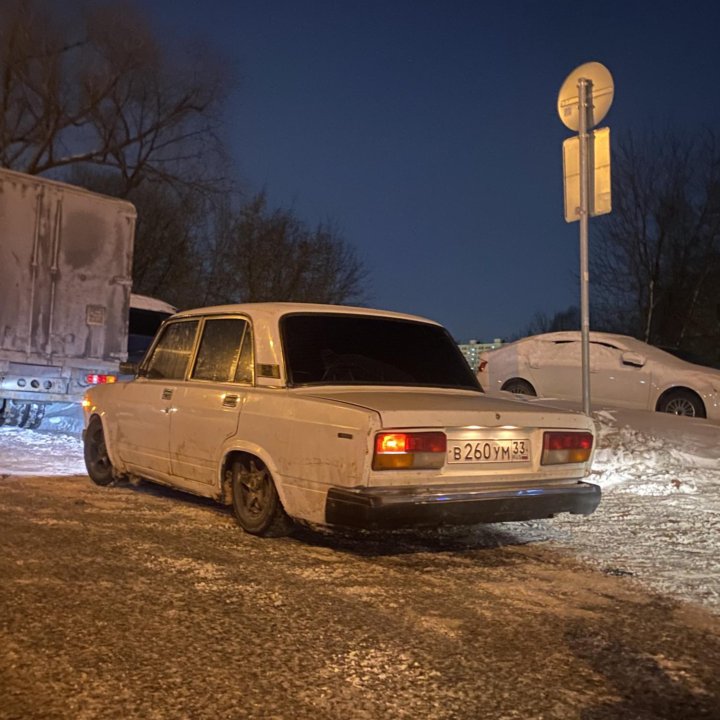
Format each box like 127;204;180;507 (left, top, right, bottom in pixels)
119;361;139;376
621;351;646;368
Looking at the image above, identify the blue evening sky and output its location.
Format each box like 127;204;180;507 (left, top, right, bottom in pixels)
148;1;720;341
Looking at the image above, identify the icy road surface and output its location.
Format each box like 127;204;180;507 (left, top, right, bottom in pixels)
1;406;719;612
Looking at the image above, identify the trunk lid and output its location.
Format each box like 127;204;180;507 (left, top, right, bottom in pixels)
300;387;593;431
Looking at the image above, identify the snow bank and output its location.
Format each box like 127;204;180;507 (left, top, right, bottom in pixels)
531;407;720;611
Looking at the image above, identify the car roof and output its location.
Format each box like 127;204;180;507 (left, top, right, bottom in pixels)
169;302;441;326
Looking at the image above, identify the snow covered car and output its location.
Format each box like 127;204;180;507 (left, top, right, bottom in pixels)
82;304;599;536
478;331;720;420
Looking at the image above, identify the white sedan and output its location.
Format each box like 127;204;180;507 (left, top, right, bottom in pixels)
83;304;599;536
478;331;720;421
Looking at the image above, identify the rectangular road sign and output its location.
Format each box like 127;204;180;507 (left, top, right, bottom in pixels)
563;126;611;222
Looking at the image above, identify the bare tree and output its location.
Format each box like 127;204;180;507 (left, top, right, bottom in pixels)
2;3;368;310
591;129;720;356
523;306;580;337
0;0;230;194
204;192;368;306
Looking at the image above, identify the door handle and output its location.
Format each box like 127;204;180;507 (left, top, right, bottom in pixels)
222;394;239;408
162;388;173;400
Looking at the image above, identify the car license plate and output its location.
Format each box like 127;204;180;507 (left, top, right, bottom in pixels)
447;439;530;464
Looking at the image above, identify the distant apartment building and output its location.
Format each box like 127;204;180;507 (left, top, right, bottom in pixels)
458;339;503;371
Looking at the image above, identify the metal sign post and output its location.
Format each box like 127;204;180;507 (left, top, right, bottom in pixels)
558;62;614;417
578;78;592;416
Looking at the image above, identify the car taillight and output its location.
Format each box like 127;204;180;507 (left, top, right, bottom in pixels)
541;431;593;465
373;431;447;470
86;374;117;385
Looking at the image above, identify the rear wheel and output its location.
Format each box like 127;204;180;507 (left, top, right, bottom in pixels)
231;457;293;536
656;389;705;418
84;417;115;486
501;378;537;396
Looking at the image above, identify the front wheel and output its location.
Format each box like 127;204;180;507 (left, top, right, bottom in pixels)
84;417;115;486
231;457;293;537
656;389;705;418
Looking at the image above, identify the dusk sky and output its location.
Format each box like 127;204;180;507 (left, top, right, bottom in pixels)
149;1;720;342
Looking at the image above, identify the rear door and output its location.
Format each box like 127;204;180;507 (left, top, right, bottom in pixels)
169;317;254;485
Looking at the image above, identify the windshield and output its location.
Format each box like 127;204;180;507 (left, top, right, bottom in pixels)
281;313;480;390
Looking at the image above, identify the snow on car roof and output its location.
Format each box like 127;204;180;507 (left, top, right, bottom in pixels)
130;294;177;315
528;330;639;347
171;302;442;325
498;330;720;372
512;330;677;357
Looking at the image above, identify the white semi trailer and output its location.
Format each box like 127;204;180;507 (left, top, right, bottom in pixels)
0;168;136;428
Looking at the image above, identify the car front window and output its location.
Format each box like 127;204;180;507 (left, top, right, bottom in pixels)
281;314;480;390
143;320;199;380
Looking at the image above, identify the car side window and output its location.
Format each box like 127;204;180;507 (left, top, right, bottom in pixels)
144;320;199;380
192;318;254;384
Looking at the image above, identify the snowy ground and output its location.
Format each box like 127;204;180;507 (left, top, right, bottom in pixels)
519;404;720;612
1;405;718;612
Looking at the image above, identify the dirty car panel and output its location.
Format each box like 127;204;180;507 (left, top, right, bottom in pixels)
83;303;600;536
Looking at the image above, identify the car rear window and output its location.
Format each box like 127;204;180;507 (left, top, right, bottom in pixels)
281;314;480;390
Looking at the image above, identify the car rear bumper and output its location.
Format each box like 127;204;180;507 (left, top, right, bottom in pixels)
325;481;601;530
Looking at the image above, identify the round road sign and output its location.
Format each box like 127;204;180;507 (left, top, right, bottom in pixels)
557;62;614;131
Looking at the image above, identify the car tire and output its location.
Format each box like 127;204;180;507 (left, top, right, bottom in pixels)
84;417;116;486
501;378;537;396
656;389;706;418
231;457;293;537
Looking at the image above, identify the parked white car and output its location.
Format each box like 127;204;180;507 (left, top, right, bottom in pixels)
478;331;720;421
83;304;599;536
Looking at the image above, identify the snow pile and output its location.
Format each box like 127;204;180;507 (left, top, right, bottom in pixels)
591;409;704;493
540;407;720;610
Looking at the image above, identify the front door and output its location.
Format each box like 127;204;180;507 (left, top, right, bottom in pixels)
115;319;199;479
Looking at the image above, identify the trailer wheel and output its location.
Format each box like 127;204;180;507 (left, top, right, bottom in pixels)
16;402;45;429
26;403;46;429
0;400;21;427
84;417;115;486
